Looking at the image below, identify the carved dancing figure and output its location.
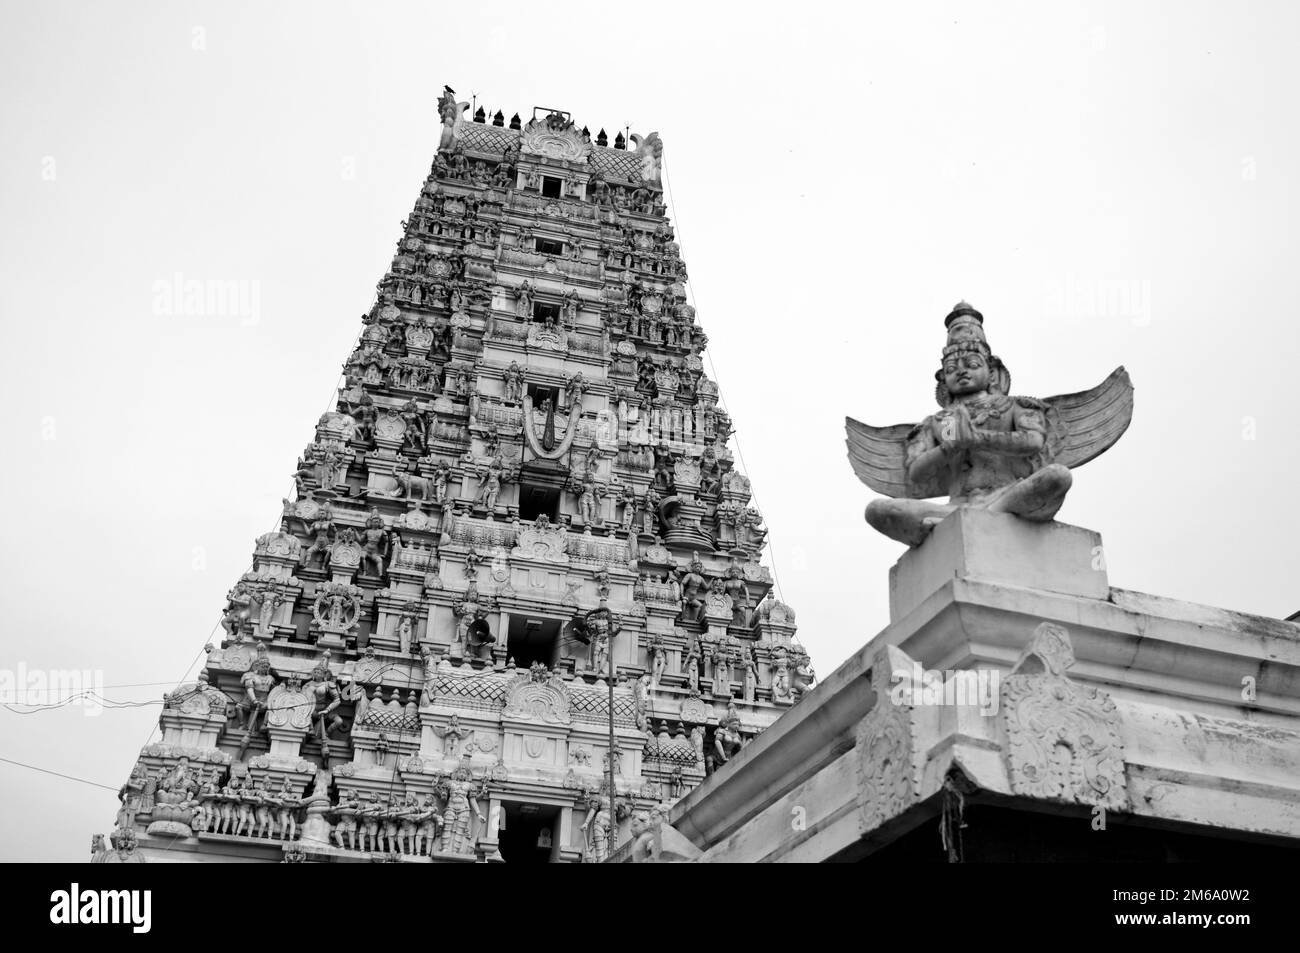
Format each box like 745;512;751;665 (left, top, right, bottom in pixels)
400;400;427;455
432;460;451;503
515;280;534;319
475;457;506;515
503;361;524;402
619;483;637;531
678;554;708;624
299;504;336;570
649;633;666;688
771;648;792;701
713;703;743;768
359;509;389;576
348;393;378;445
305;652;346;755
577;476;600;526
221;582;254;642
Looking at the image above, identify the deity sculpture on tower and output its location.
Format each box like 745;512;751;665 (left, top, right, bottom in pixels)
845;303;1133;546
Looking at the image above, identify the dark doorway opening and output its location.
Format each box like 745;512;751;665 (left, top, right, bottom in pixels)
518;481;561;522
498;802;560;863
506;615;561;669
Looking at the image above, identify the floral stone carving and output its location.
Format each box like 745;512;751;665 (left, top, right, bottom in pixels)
502;664;571;725
855;644;923;836
521;111;592;163
999;622;1128;812
266;675;314;731
512;514;569;563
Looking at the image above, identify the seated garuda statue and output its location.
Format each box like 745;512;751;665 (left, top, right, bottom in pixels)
845;302;1133;547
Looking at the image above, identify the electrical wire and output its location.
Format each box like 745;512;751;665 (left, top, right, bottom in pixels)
0;756;120;792
660;155;788;605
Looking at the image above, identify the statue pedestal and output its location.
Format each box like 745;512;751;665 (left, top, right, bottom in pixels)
888;508;1108;623
267;726;310;760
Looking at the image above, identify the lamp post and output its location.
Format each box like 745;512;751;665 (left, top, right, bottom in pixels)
588;601;619;852
570;599;621;859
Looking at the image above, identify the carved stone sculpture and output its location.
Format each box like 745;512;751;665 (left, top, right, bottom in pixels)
580;796;612;863
237;645;275;741
846;303;1133;546
437;761;485;855
515;280;534;319
358;509;390;576
503;360;524;402
304;652;346;760
713;702;743;768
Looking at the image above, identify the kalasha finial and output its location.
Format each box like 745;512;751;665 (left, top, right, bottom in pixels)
943;302;990;352
944;301;983;327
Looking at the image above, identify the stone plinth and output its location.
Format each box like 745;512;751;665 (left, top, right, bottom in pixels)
888;508;1107;623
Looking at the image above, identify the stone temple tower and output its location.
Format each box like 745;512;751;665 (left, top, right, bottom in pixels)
96;90;808;864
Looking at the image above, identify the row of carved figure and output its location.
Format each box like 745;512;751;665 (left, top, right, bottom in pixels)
290;441;758;544
409;181;678;264
638;633;814;702
115;758;486;857
227;554;771;664
328;777;484;856
427;146;663;221
226;530;776;657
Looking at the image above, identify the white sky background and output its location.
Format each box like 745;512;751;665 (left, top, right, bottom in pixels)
1;0;1297;861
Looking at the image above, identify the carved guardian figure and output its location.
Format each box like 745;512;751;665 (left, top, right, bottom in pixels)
846;303;1133;546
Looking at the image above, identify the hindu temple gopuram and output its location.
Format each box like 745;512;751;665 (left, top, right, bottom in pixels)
94;89;807;863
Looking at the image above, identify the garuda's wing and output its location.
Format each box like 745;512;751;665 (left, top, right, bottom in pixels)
1042;366;1134;469
845;418;944;499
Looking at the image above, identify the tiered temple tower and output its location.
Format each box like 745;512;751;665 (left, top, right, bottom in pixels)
97;90;808;864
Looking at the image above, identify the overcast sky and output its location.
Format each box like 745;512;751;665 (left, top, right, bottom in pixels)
2;0;1297;861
